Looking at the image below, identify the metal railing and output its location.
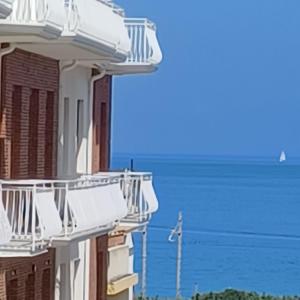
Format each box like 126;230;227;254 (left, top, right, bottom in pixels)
97;0;124;16
125;18;162;65
0;175;126;252
0;171;159;252
94;172;158;225
121;172;153;223
8;0;48;22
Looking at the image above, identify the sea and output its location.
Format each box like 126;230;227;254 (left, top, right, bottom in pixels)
111;154;300;297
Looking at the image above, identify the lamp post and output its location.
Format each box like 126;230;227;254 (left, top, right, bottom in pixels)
169;212;183;300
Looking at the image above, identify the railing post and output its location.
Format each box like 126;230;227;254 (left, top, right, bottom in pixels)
141;225;148;299
0;182;2;206
31;184;37;252
30;0;36;21
64;182;69;236
124;170;130;208
139;175;144;221
143;20;147;63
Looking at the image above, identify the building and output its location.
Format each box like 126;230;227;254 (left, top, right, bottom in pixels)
0;1;162;299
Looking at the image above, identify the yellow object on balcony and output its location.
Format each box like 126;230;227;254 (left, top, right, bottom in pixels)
107;273;139;296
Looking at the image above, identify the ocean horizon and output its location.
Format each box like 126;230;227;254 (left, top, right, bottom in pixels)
112;154;300;297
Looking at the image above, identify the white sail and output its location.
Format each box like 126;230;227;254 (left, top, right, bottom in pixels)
279;151;286;162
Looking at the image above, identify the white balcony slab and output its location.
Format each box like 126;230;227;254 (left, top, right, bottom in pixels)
62;0;131;62
0;2;162;69
0;0;13;18
0;0;66;40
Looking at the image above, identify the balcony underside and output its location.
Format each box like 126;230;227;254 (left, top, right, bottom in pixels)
107;63;158;75
0;24;62;40
15;42;123;63
52;225;113;246
0;226;114;256
0;240;48;257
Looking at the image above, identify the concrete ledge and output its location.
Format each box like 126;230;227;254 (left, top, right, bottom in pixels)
107;273;139;295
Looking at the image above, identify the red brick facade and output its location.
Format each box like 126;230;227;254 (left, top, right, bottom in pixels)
89;235;109;300
90;74;112;300
0;51;112;300
0;48;59;299
0;48;59;179
0;249;55;300
92;75;112;173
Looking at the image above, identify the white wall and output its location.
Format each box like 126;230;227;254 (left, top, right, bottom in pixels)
57;65;91;178
127;233;134;300
108;233;135;300
108;244;129;282
55;240;90;300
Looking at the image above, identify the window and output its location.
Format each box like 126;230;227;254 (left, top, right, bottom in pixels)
11;85;22;179
28;89;39;178
63;98;70;175
44;91;54;178
76;99;84;152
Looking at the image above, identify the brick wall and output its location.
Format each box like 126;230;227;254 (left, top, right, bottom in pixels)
92;74;112;173
89;235;109;300
90;74;112;300
0;249;55;300
0;47;59;179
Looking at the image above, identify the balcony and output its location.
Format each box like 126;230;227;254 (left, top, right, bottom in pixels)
62;0;130;62
0;176;128;256
0;0;66;40
0;0;130;63
108;19;163;74
95;172;159;227
0;0;13;18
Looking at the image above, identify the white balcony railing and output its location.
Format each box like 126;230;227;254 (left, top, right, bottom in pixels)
94;172;159;226
97;0;124;16
121;172;159;224
108;18;163;74
0;1;162;70
0;0;13;18
126;19;161;65
0;175;128;255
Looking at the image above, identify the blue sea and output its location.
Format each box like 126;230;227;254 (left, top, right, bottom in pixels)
112;154;300;297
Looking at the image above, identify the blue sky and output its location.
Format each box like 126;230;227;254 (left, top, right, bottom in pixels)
112;0;300;157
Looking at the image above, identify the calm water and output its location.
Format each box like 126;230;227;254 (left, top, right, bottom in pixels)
112;155;300;297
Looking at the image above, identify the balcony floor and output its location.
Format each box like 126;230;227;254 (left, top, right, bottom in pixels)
0;240;48;257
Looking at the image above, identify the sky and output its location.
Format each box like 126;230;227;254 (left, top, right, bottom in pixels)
112;0;300;157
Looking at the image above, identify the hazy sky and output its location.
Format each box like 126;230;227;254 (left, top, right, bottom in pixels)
112;0;300;157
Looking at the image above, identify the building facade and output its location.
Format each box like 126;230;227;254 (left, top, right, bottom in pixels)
0;1;162;299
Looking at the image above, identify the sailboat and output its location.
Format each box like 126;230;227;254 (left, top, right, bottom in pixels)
279;151;286;163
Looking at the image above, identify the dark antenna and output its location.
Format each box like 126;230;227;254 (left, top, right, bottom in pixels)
130;158;134;171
